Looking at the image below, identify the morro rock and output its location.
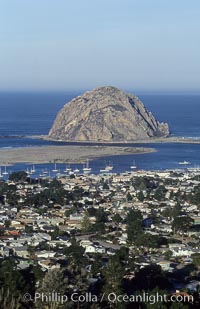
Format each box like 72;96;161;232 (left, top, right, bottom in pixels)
49;86;169;142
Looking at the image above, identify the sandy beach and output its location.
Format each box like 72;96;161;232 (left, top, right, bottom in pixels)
0;145;155;165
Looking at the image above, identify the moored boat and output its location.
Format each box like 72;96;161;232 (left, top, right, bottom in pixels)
179;161;191;165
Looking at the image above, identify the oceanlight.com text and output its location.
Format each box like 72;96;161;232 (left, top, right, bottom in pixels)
23;291;194;305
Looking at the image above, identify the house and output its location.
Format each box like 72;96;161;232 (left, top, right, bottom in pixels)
170;246;195;257
157;260;173;271
38;259;61;270
80;240;93;248
35;251;56;259
69;214;84;221
12;246;29;258
85;245;106;254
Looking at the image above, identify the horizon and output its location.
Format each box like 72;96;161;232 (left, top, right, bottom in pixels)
1;87;200;96
1;0;200;93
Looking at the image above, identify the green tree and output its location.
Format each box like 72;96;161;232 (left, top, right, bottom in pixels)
126;192;132;201
154;185;167;201
6;190;20;206
4;220;11;228
171;202;182;219
36;269;68;309
102;257;125;308
192;253;200;267
172;216;194;233
81;214;92;232
91;208;107;232
137;191;145;202
112;213;122;224
0;258;26;297
91;253;102;277
126;209;143;244
0;288;24;309
190;187;200;205
50;226;60;240
37;268;66;293
135;264;170;291
103;182;109;190
65;207;76;217
9;171;27;182
24;224;33;234
63;239;86;266
113;246;129;265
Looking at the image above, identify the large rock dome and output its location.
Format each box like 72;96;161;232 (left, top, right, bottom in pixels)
49;86;169;142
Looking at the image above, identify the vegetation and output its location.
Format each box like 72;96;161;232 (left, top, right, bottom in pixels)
126;209;143;244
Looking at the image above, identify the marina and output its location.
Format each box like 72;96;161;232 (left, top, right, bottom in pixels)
1;149;200;180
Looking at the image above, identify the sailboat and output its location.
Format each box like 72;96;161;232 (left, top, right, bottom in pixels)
100;167;109;173
83;159;91;173
105;161;113;171
39;169;46;177
25;167;31;175
130;160;137;169
64;164;72;173
73;167;80;173
2;166;8;175
100;161;113;173
30;165;36;173
52;163;58;172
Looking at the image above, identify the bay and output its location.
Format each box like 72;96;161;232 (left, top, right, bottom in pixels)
0;92;200;175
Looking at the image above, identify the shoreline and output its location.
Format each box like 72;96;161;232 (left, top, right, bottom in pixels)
1;134;200;145
0;145;155;165
29;135;200;145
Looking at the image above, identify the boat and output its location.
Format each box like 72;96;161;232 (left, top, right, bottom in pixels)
105;162;113;171
30;165;36;173
100;168;109;173
100;166;113;173
100;161;113;173
130;160;137;169
73;168;80;173
64;165;72;173
52;163;58;172
179;161;191;165
2;166;8;175
83;159;91;173
25;168;31;175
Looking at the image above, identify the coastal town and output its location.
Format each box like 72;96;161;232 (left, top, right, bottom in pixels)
2;0;200;308
0;166;200;308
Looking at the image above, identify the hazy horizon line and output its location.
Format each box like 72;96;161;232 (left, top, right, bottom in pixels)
1;88;200;95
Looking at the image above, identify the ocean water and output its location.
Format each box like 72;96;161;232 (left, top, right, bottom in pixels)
0;92;200;175
140;94;200;138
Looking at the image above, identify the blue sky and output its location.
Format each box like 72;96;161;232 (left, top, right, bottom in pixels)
0;0;199;92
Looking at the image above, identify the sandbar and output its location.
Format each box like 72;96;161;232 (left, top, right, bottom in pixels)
0;145;155;164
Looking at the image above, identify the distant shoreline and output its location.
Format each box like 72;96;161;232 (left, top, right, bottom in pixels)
32;135;200;145
0;145;155;165
1;134;200;145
